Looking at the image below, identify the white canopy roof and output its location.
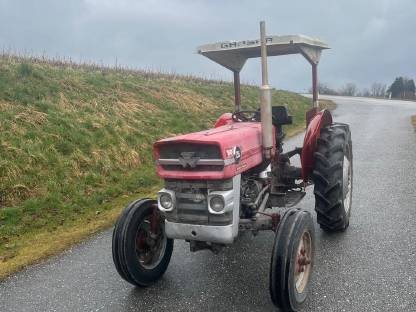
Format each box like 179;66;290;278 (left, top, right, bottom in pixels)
197;34;329;72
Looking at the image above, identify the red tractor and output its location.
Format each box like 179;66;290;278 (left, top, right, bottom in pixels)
112;22;353;312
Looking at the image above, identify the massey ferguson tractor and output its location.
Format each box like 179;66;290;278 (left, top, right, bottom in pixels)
112;22;353;312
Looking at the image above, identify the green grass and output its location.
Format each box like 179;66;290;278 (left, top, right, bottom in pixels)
0;55;315;273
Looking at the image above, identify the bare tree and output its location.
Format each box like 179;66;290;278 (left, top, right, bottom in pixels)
339;83;357;96
308;83;338;95
318;83;338;95
361;88;371;97
370;82;386;97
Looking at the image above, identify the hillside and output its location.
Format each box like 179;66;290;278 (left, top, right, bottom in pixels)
0;55;316;276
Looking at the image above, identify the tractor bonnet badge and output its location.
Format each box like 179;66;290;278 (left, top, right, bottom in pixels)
226;146;242;164
233;146;241;163
179;152;199;168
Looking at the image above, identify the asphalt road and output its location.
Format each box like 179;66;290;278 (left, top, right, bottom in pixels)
1;96;416;312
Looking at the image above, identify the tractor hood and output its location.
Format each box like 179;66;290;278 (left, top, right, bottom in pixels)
154;122;274;180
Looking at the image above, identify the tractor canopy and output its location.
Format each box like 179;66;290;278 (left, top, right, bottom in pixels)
197;34;329;72
197;29;331;161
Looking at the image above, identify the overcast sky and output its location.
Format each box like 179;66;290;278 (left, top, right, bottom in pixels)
0;0;415;92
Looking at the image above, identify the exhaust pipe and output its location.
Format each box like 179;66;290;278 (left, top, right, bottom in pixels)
259;21;273;159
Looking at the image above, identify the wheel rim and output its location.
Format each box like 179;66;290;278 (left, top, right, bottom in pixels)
343;155;352;215
294;231;312;294
135;212;167;270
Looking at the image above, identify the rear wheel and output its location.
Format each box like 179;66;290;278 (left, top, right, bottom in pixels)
269;209;315;312
313;123;353;232
112;198;173;286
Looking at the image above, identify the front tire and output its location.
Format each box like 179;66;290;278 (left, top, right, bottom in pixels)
112;198;173;286
269;209;315;312
313;123;353;232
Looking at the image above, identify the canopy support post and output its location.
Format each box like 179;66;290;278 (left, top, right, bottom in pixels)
312;63;319;108
259;21;273;159
298;45;322;110
233;70;241;112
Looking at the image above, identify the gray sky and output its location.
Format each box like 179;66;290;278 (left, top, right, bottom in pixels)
0;0;415;92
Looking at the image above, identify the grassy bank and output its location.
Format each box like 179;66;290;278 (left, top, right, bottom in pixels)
0;55;333;279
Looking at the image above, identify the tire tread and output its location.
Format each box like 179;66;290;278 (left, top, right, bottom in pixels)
312;123;352;232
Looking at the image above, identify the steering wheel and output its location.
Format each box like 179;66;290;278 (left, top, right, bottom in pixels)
232;110;259;122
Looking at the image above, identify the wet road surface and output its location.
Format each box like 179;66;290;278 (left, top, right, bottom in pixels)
1;96;416;312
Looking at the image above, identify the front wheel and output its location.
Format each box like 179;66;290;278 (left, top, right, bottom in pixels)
269;209;315;312
112;198;173;286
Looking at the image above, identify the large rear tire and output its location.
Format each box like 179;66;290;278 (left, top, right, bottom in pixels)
269;209;315;312
112;198;174;286
313;123;353;232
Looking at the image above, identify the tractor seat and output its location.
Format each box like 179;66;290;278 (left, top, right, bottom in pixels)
255;105;293;126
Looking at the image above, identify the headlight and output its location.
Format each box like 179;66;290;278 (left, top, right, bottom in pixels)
209;195;225;213
160;193;173;210
158;189;175;212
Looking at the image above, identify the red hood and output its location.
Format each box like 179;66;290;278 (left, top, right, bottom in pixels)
154;122;274;180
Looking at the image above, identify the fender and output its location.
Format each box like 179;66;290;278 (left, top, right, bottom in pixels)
301;109;332;181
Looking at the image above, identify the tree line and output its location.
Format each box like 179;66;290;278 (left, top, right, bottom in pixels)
314;76;416;100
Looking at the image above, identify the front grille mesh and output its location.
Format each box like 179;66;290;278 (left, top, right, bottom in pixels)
162;180;233;225
158;143;223;171
159;143;221;159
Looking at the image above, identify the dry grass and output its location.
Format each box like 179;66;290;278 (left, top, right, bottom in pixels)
411;115;416;129
0;52;230;85
319;99;337;111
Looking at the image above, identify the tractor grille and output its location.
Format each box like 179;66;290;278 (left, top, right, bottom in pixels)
162;179;233;225
175;192;209;224
158;143;224;171
159;143;221;159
